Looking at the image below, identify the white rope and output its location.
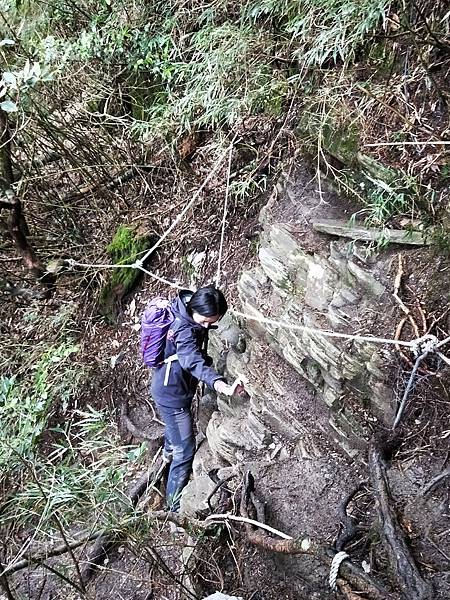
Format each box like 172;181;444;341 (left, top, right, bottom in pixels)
204;513;292;540
65;258;449;356
66;259;130;270
229;308;416;348
364;140;450;147
138;265;187;291
66;258;187;291
329;551;349;589
214;142;233;287
138;139;237;266
437;351;450;367
437;335;450;349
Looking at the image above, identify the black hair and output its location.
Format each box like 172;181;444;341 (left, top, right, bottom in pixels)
187;286;228;318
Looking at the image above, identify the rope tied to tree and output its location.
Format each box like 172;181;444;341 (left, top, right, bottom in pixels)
410;333;439;357
392;340;437;430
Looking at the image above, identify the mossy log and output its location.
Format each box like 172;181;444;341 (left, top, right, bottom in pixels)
313;219;429;246
98;224;154;322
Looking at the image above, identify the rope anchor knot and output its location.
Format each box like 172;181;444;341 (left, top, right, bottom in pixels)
411;334;438;357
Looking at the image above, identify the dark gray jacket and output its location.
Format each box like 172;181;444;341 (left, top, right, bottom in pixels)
151;291;224;408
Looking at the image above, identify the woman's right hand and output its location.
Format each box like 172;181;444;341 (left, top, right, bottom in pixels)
214;380;234;396
214;379;246;396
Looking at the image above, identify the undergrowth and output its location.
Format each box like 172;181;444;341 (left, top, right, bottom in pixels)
2;0;448;232
0;304;145;541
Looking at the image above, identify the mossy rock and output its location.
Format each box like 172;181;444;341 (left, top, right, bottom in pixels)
297;107;360;166
99;225;154;322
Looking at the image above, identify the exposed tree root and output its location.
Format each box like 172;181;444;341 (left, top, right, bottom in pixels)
421;466;450;496
8;458;436;600
0;564;17;600
120;398;155;442
368;444;434;600
334;483;365;552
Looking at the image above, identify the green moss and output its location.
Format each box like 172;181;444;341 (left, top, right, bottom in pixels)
275;274;294;293
99;225;153;322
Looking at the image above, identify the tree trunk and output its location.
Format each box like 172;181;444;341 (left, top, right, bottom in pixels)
0;110;54;289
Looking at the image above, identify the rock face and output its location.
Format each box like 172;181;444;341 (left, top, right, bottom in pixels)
203;170;402;465
236;230;396;443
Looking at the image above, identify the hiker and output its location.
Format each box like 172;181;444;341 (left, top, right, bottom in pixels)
150;285;243;512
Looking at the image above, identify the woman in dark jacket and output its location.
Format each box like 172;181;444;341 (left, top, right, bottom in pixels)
151;286;240;511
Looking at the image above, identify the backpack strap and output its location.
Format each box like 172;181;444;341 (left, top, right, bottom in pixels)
163;353;178;386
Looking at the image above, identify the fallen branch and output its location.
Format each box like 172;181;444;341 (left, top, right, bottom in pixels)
1;532;102;577
368;444;433;600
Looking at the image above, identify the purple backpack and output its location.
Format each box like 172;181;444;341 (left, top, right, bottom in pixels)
140;298;175;368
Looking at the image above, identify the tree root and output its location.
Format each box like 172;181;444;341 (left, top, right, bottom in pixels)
0;564;17;600
10;458;434;600
421;466;450;496
334;483;365;552
206;469;234;513
368;444;434;600
120;399;153;441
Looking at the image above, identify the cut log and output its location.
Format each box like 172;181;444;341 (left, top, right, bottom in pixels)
368;444;433;600
313;219;429;246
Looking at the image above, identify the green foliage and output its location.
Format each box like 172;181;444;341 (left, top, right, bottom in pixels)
0;344;79;470
1;0;391;138
357;177;411;226
0;300;145;535
106;224;144;263
0;305;83;474
244;0;389;66
0;405;147;530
